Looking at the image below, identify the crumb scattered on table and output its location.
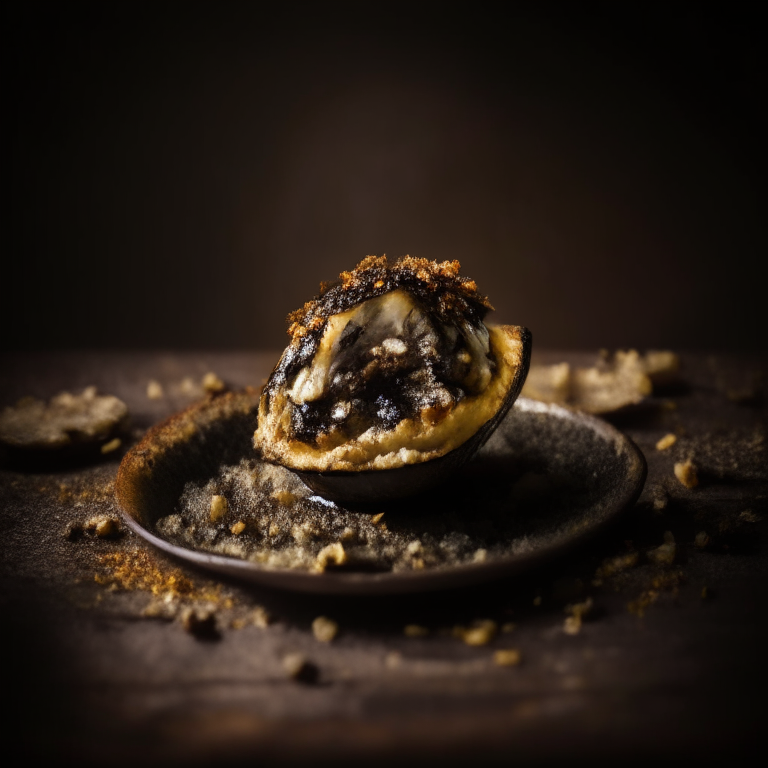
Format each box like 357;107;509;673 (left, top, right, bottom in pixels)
563;597;593;635
493;649;522;667
694;531;710;548
283;653;317;683
312;616;339;643
202;372;226;394
647;531;676;564
180;607;217;638
457;620;498;646
674;460;699;489
656;433;677;451
100;437;122;454
147;380;164;400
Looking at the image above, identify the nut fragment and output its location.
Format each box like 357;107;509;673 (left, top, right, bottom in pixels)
209;495;228;523
180;607;217;638
94;518;119;539
647;531;677;564
100;437;122;454
147;380;164;400
656;433;677;451
493;649;522;667
283;653;317;683
202;372;226;394
272;490;297;506
694;531;710;549
459;620;498;646
84;515;121;539
563;597;593;635
312;616;339;643
316;542;347;570
674;460;699;489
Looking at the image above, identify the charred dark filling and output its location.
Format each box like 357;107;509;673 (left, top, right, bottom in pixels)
287;297;495;446
267;256;493;392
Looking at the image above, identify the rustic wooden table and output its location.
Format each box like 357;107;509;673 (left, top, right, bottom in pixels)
1;350;766;766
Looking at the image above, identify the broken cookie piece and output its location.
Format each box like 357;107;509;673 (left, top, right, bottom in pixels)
521;350;680;414
0;387;128;455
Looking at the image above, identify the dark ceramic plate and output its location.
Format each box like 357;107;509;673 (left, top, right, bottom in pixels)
116;395;646;594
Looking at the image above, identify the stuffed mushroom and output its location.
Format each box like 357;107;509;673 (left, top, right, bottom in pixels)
253;256;531;502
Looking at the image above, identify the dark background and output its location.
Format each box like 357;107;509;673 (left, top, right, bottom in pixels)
5;2;766;353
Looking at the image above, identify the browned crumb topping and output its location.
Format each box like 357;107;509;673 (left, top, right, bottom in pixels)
286;255;492;345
